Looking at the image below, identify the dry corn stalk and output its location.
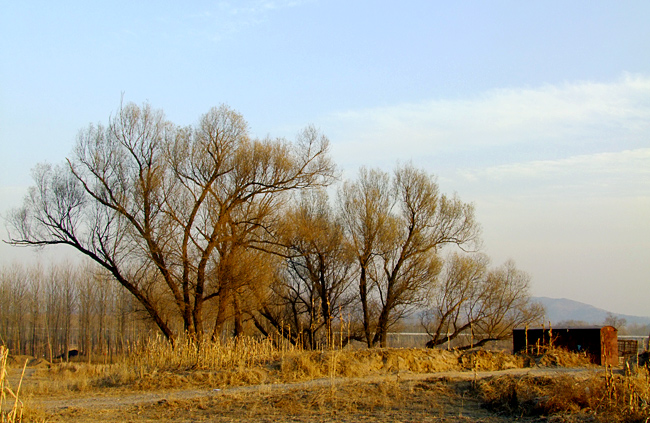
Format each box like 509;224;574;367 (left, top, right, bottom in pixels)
1;346;27;423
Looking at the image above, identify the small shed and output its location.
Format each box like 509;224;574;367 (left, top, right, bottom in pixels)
512;326;618;366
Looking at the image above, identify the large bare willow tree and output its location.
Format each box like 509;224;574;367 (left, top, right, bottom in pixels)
422;253;544;349
338;165;481;347
7;101;335;344
255;189;357;349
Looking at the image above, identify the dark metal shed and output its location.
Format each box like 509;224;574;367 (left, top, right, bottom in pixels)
512;326;618;366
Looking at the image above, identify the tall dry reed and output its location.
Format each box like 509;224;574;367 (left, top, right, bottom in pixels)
126;335;286;372
1;346;27;423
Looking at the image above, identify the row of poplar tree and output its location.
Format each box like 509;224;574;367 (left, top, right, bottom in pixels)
0;262;158;359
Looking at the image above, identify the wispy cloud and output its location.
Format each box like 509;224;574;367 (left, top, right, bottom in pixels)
191;0;310;42
118;1;311;45
456;148;650;199
464;148;650;181
226;0;309;14
327;74;650;169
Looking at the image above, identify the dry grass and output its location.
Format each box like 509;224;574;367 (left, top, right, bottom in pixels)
101;343;465;391
534;346;594;368
26;362;120;394
475;369;650;422
1;345;27;423
7;342;640;423
49;376;492;423
128;335;281;371
10;342;596;395
458;349;526;371
3;339;630;422
279;347;461;379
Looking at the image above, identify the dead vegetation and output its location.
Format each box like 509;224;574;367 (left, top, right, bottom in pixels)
1;346;27;423
474;368;650;422
47;377;492;423
2;341;650;422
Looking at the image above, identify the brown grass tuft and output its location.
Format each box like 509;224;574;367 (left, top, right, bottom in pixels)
475;370;650;422
278;348;461;381
1;346;27;423
514;346;594;368
536;347;594;367
458;349;525;371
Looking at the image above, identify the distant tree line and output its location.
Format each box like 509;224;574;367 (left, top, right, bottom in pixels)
5;101;544;351
0;262;157;360
558;313;642;336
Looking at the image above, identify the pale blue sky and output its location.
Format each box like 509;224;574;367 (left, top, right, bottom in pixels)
1;1;649;316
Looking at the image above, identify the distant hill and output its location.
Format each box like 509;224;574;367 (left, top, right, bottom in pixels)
532;297;650;327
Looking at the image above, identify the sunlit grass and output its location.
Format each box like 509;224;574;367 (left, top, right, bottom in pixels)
8;337;647;422
1;345;27;423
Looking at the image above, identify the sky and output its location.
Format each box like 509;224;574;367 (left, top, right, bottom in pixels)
1;1;649;317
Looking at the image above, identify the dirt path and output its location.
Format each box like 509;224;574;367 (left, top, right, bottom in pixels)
33;366;601;413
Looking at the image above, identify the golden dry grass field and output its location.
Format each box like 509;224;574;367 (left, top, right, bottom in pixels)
2;342;649;423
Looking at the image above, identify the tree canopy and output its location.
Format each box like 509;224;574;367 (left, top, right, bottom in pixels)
7;101;335;344
7;100;542;347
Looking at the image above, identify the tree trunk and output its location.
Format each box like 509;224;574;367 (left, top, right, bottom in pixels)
211;290;230;342
359;267;373;348
233;293;243;337
373;308;390;348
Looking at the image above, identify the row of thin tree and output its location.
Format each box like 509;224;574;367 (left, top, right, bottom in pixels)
0;262;157;360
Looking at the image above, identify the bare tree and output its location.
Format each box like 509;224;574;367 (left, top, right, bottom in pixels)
422;253;488;349
423;253;544;349
26;264;44;357
257;190;357;348
338;167;393;347
6;101;335;344
603;313;626;331
339;164;480;347
0;264;29;353
55;263;78;360
77;263;94;359
209;240;279;340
